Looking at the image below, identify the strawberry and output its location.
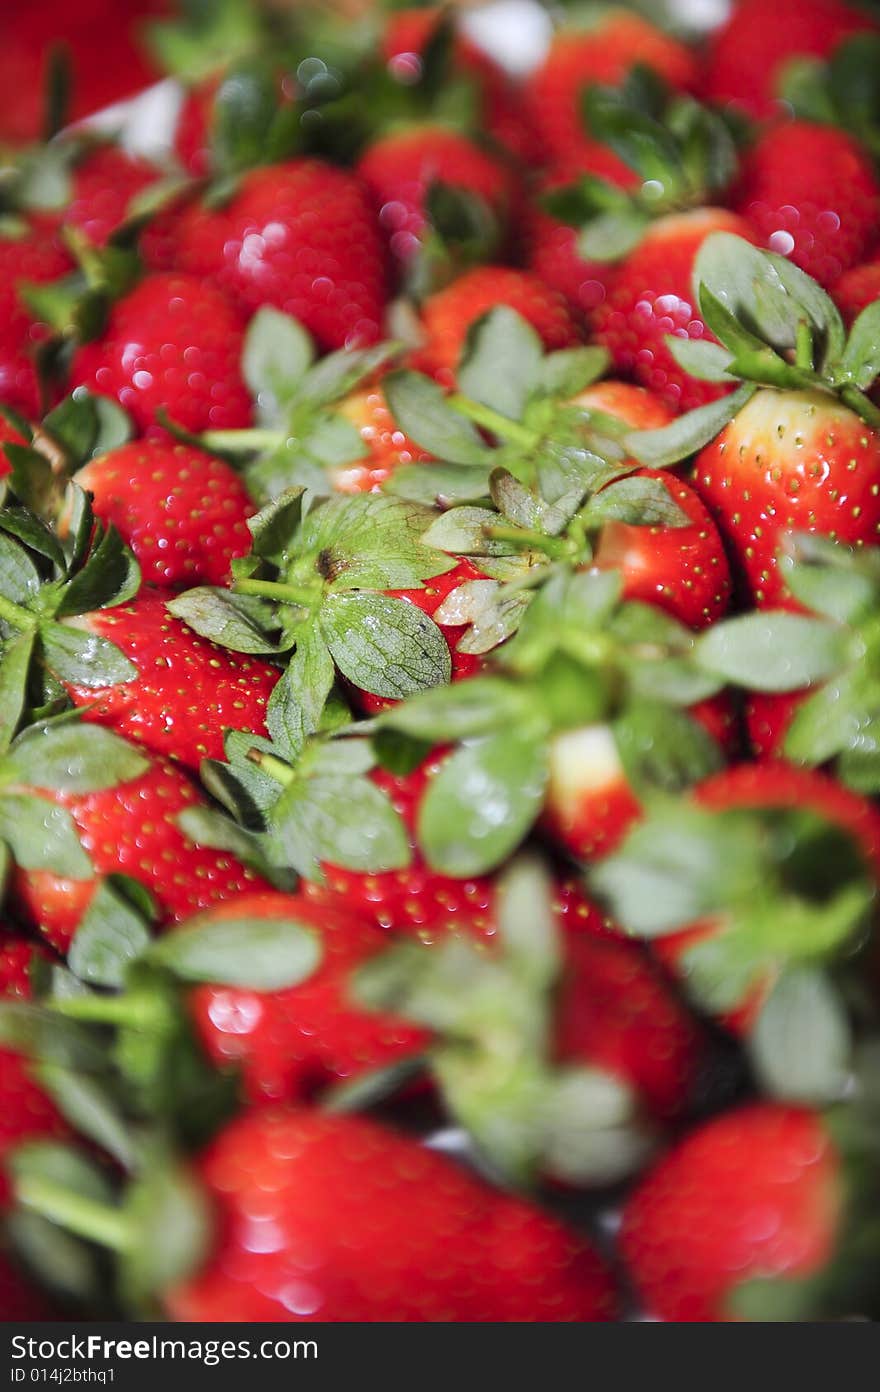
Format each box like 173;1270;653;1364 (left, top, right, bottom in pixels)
524;10;698;165
74;441;256;588
331;383;432;492
0;220;72;417
166;162;389;352
6;724;268;953
69;273;253;439
732;121;880;289
163;1107;618;1321
412;266;581;386
620;1103;843;1321
834;258;880;324
543;723;644;864
703;0;879;120
593;761;880;1036
356;124;515;277
60;143;160;249
593;208;756;412
61;590;279;772
746;690;805;759
186;892;428;1102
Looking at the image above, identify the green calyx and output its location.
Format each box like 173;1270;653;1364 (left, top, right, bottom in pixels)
628;234;880;468
169;484;456;704
354;853;656;1187
544;65;741;262
366;567;724;878
779;34;880;160
590;797;876;1022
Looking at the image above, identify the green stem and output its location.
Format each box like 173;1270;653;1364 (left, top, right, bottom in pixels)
485;525;572;559
16;1174;132;1252
795;320;814;372
840;384;880;431
233;578;318;606
246;748;295;786
52;992;170;1032
448;394;538;449
0;592;36;632
201;428;281;453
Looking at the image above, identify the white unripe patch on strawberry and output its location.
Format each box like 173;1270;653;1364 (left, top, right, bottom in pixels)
547;724;623;820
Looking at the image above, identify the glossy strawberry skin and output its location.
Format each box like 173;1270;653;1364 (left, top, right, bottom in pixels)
75;441;255;588
703;0;879;120
11;756;269;953
169;162;389;351
188;893;428;1103
746;690;807;760
593;208;757;413
542;723;642;864
69;273;253;438
331;383;431;493
413;266;581;386
833;258;880;324
303;752;495;944
525;12;699;165
356;125;515;271
733;122;880;289
558;927;706;1122
165;1108;618;1321
620;1103;841;1321
62;145;160;248
693;388;880;606
62;591;279;772
0;223;72;416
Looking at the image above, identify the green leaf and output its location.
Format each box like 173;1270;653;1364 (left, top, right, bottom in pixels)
581;475;692;528
418;729;548;876
55;524;141;617
0;631;35;753
297;342;397;410
782;675;861;768
578;209;649;262
666;334;734;382
266;630;334;761
539;1067;656;1187
320;591;451;698
270;774;410;874
838;299;880;390
457;307;544;421
34;1066;138;1169
166;588;284;654
0;532;41;604
305;493;455;590
40;621;137;689
625;383;755;468
494;853;560;986
535;346;609;399
695;611;851;691
613;700;724;797
383;461;493;506
148;913;322;990
780;534;880;623
383;371;492;466
749;968;850;1105
422;505;515;556
123;1158;213;1303
0;796;92;877
379;675;538;741
4;722;149;794
67;878;152;988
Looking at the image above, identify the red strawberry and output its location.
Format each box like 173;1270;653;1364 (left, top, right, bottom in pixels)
0;221;72;417
525;151;635;323
703;0;879;120
746;690;807;759
557;926;707;1122
165;1107;618;1321
61;143;160;248
593;208;757;412
542;722;642;863
620;1103;842;1321
693;388;880;606
733;121;880;289
303;749;495;944
524;11;699;165
69;273;253;438
331;382;432;493
61;590;279;771
187;892;428;1102
10;740;268;952
356;125;515;272
74;441;255;587
0;1250;60;1320
166;162;389;351
833;257;880;324
413;266;581;386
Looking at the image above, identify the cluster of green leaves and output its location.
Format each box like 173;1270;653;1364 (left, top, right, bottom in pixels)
544;65;740;260
780;34;880;161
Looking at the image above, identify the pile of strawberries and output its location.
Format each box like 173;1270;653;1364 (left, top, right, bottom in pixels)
4;0;880;1323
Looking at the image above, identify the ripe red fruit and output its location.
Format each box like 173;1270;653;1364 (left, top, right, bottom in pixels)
620;1103;841;1321
693;388;880;605
745;690;806;760
0;222;72;417
11;753;268;953
413;266;581;386
165;1108;618;1321
168;162;389;351
703;0;879;120
592;208;757;412
525;11;699;165
62;144;160;248
331;383;432;492
543;723;642;864
74;441;255;588
833;257;880;323
733;121;880;289
356;125;515;270
62;591;279;771
303;750;494;944
69;273;252;438
187;892;428;1102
